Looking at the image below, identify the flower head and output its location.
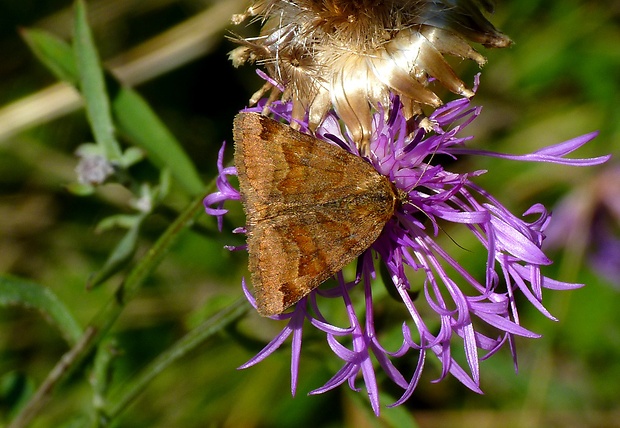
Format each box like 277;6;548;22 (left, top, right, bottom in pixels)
230;0;512;152
75;146;115;185
204;78;608;415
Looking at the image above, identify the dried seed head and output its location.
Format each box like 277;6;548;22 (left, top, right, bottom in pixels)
230;0;511;152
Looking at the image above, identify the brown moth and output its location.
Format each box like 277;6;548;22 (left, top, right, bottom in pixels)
234;112;398;316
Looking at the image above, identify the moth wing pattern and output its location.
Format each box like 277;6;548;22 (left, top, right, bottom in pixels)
234;112;397;316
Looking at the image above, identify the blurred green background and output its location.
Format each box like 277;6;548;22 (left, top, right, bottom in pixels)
1;1;619;427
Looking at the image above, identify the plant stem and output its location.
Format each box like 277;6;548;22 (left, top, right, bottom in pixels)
8;327;97;428
104;298;250;422
8;189;210;428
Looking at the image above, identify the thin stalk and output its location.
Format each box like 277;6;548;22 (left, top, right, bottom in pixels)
8;188;211;428
104;298;250;422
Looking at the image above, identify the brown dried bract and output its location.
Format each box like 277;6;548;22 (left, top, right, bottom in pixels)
234;112;397;316
230;0;512;153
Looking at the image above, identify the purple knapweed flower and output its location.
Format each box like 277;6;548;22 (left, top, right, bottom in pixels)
204;77;609;415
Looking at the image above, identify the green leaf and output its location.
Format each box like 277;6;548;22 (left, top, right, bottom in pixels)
20;28;78;85
113;88;205;196
378;397;421;428
88;214;145;289
346;389;421;428
91;338;120;417
72;0;122;160
155;168;172;203
104;298;249;420
119;147;145;168
66;182;95;196
0;371;36;420
95;214;140;233
0;276;83;346
21;22;204;196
